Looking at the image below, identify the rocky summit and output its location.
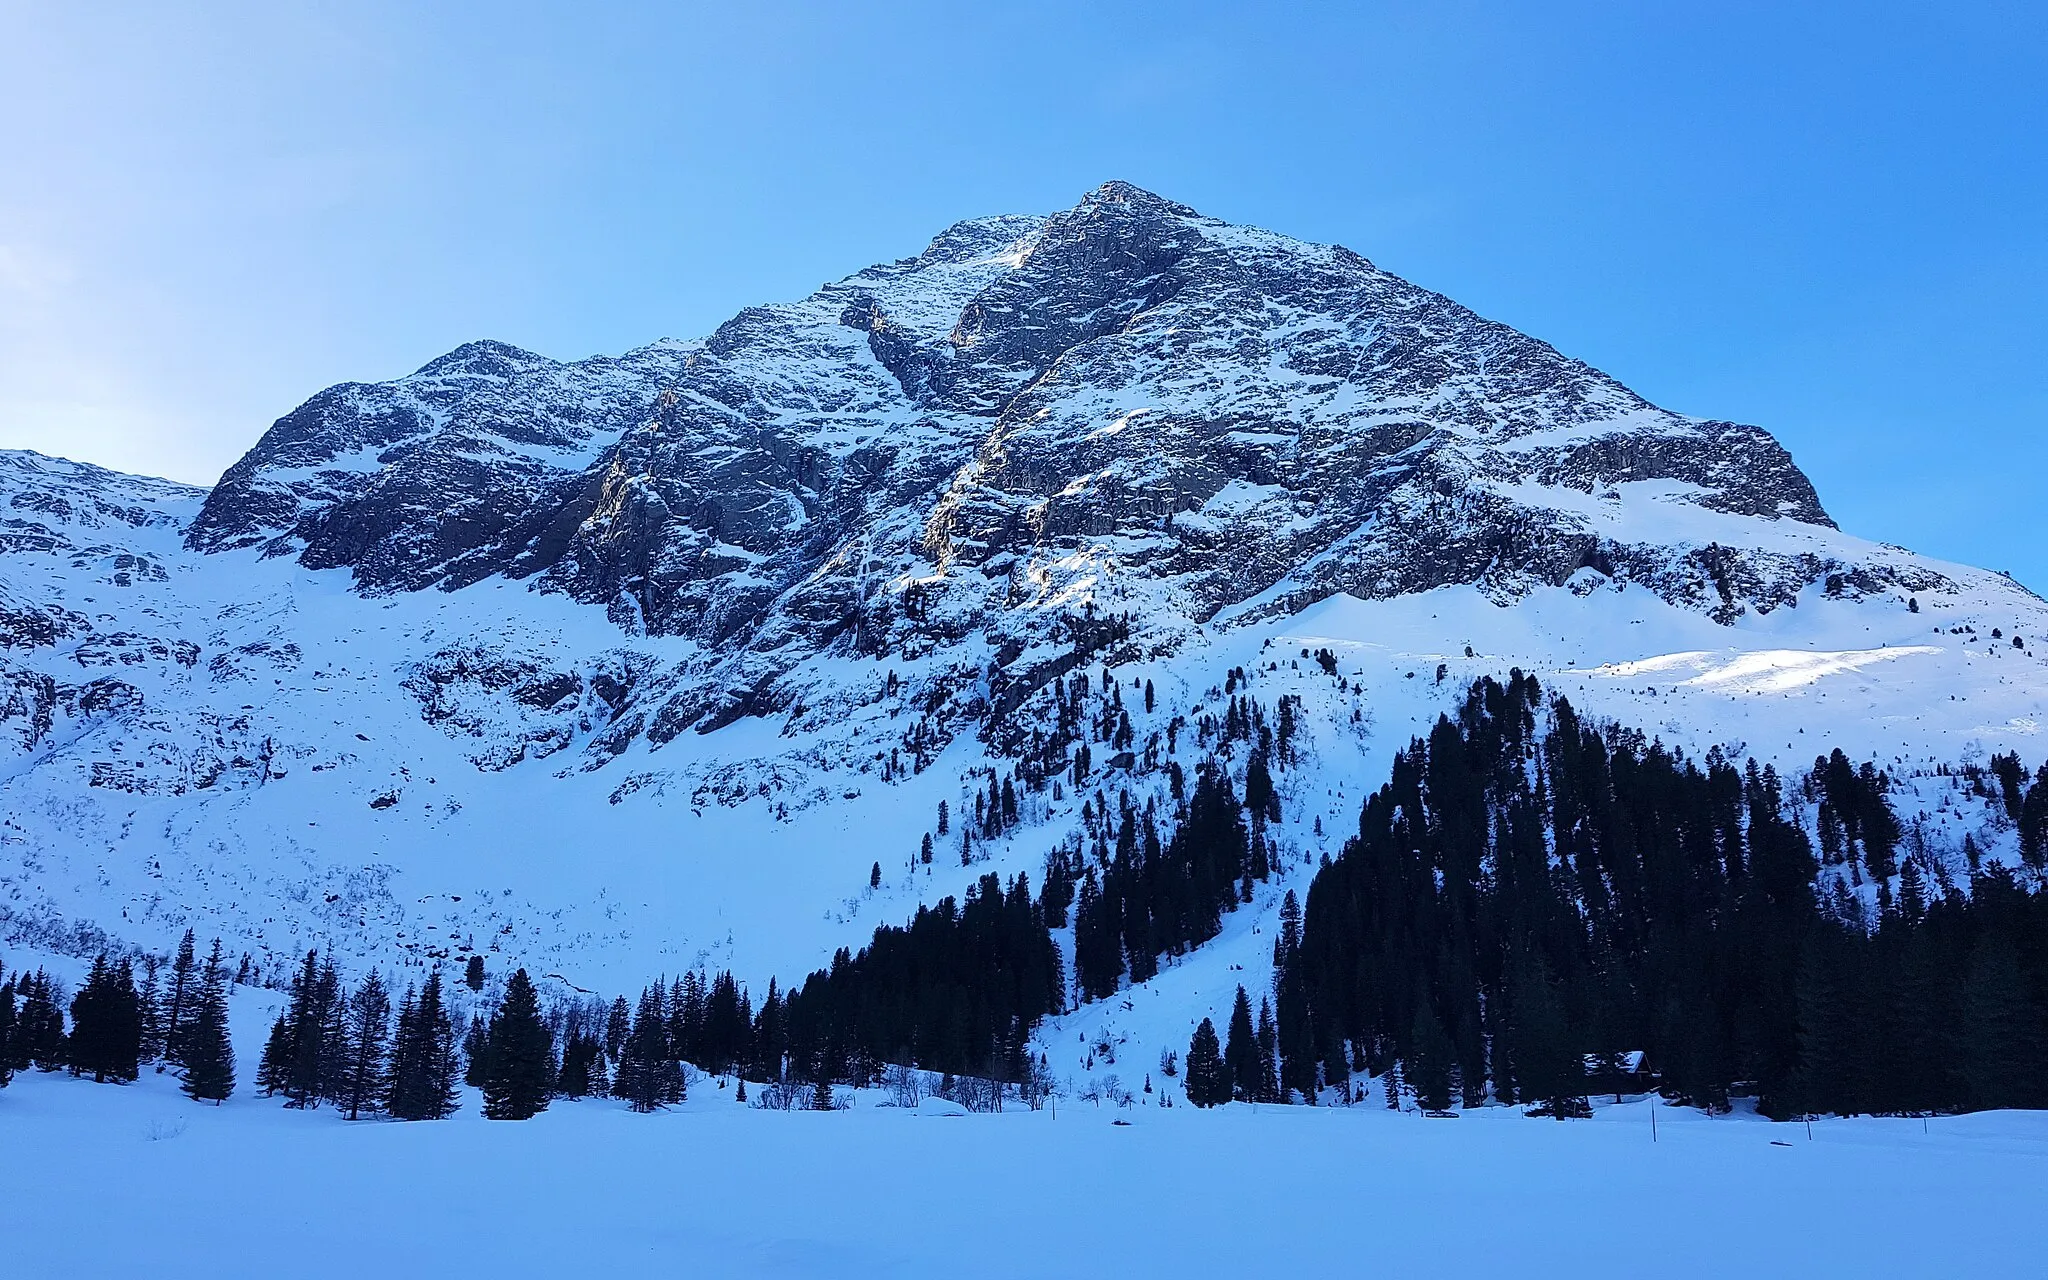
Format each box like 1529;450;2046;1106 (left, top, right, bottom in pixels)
181;182;1887;748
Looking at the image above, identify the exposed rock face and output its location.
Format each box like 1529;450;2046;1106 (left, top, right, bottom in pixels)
182;182;1859;738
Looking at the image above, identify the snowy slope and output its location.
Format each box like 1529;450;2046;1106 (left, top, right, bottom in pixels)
4;184;2047;1090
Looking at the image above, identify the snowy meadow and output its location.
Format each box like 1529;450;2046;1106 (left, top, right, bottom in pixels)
4;1047;2041;1279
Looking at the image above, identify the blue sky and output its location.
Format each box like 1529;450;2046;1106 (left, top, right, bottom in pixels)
2;1;2042;585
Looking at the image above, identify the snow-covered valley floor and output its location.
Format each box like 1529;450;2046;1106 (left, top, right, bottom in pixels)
5;1060;2041;1278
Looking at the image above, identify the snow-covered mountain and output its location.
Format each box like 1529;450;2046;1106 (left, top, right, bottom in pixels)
5;182;2046;1074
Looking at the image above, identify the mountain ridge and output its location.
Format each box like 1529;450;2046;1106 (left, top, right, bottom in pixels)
172;182;1877;756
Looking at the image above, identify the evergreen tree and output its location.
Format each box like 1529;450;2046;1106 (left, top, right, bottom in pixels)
135;955;163;1065
159;929;197;1065
180;941;236;1105
481;969;555;1120
557;1032;601;1099
0;979;15;1089
67;955;142;1084
1243;750;1280;823
1959;933;2048;1110
336;970;391;1119
1274;891;1316;1100
464;954;486;991
1224;986;1260;1102
1406;1003;1455;1113
1255;996;1281;1103
387;970;461;1120
614;986;682;1113
277;950;332;1108
463;1014;491;1089
1185;1017;1228;1107
255;1015;290;1096
15;971;66;1071
604;995;632;1060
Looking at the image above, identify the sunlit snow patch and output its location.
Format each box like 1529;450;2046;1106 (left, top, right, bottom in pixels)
1575;646;1942;694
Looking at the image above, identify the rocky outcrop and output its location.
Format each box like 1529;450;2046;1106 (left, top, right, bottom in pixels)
176;182;1870;740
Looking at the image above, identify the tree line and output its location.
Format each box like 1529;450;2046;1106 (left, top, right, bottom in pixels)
0;930;234;1103
1260;672;2048;1118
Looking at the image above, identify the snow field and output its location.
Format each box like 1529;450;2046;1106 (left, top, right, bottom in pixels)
4;1042;2043;1279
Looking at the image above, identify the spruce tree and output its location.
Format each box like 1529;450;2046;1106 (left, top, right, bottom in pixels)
604;995;632;1060
481;969;554;1120
179;941;236;1104
1406;1003;1456;1113
1224;986;1259;1102
135;955;163;1065
463;1014;491;1089
256;1015;290;1096
1960;933;2048;1111
16;971;66;1070
557;1032;600;1099
1185;1018;1228;1107
160;929;197;1065
337;971;391;1119
276;950;332;1107
387;970;461;1120
67;955;142;1084
1255;996;1280;1103
0;979;15;1089
312;956;349;1106
613;986;681;1113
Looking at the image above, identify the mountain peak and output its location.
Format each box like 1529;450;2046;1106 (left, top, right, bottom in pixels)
187;185;1880;701
1078;179;1199;218
412;339;553;380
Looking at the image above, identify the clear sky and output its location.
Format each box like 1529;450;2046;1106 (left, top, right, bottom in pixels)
2;2;2042;586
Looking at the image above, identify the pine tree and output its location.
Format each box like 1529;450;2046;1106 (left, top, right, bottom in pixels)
312;955;349;1106
1275;891;1316;1100
277;950;330;1108
337;971;391;1119
1255;996;1280;1103
160;929;198;1065
481;969;555;1120
15;971;66;1070
1224;986;1260;1102
604;995;632;1060
0;979;15;1090
557;1032;601;1099
135;955;163;1065
1960;933;2048;1111
1406;1003;1455;1113
1185;1018;1228;1107
256;1015;290;1096
180;941;236;1105
614;986;682;1113
387;971;461;1120
67;955;142;1084
463;1014;491;1089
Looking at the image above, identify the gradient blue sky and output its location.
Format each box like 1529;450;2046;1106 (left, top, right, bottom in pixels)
2;2;2042;585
